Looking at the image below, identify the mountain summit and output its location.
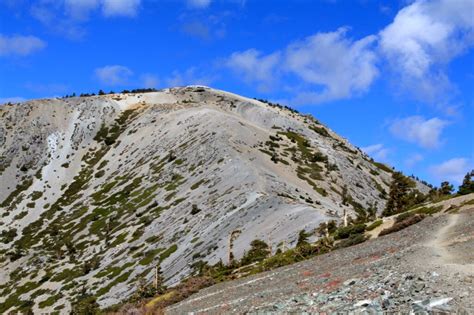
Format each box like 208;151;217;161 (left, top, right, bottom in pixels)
0;86;429;312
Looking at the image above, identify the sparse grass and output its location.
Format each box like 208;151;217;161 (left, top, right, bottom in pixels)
0;178;33;209
309;125;330;137
371;161;393;173
366;219;383;231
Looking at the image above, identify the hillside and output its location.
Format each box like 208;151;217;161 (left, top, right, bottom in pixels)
167;194;474;314
0;86;429;313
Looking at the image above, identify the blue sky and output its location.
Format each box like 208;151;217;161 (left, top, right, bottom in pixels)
0;0;473;186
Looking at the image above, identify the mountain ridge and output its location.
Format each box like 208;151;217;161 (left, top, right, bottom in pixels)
0;86;429;313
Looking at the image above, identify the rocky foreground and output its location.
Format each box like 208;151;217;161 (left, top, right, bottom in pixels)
167;195;474;314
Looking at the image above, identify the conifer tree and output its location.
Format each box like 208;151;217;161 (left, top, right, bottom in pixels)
440;181;454;195
458;170;474;195
383;172;412;216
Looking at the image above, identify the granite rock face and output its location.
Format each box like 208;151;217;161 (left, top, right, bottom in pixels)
0;86;429;313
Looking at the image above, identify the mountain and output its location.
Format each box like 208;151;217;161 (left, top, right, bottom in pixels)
0;86;429;313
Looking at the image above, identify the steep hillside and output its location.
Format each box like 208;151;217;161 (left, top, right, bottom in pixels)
0;86;428;313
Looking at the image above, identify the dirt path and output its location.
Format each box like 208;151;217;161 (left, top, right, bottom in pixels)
427;214;458;262
424;212;474;274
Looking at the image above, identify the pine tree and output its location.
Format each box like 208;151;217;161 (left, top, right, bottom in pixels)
296;230;311;247
458;170;474;195
440;181;454;195
240;239;270;265
383;172;412;216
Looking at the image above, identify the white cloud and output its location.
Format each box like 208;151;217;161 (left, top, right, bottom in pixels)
101;0;140;17
61;0;141;18
187;0;211;9
225;49;281;92
379;0;474;104
284;28;379;104
165;67;215;87
224;28;378;103
64;0;99;20
95;65;133;86
0;34;46;57
361;143;389;161
222;1;473;107
28;0;141;39
430;158;472;184
405;153;424;168
389;116;449;149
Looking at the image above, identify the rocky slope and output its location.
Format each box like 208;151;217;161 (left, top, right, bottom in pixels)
0;86;429;313
167;194;474;314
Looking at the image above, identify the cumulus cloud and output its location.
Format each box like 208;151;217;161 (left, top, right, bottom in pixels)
95;65;133;86
62;0;141;18
223;0;473;107
225;49;281;92
0;34;46;57
64;0;99;20
361;143;389;161
225;28;378;103
429;158;472;184
389;116;449;149
28;0;141;39
187;0;211;9
165;67;215;87
379;0;474;105
101;0;140;17
285;28;379;103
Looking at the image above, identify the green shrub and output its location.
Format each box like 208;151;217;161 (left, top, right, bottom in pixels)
334;224;365;240
0;228;17;243
261;249;300;270
240;239;270;266
309;125;330;137
335;233;367;249
395;211;414;222
94;170;105;178
379;214;425;236
415;205;443;215
190;204;201;215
